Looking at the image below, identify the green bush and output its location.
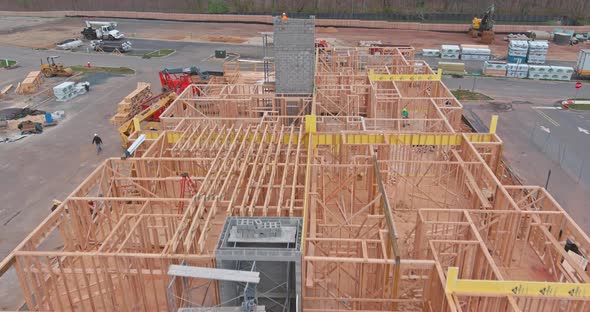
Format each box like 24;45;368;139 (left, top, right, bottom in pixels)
208;0;229;14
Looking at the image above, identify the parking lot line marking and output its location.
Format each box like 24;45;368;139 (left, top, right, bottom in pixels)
532;106;562;110
533;108;560;127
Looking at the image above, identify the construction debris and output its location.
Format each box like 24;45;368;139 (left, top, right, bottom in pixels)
110;82;153;125
15;71;43;94
17;120;43;134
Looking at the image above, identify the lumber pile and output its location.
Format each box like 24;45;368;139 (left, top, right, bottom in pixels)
110;82;152;126
16;71;43;95
438;62;466;74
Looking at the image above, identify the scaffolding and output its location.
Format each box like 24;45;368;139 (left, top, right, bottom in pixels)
1;46;590;312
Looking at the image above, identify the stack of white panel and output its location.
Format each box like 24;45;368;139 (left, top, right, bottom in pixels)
527;40;549;64
528;65;573;80
53;81;90;101
483;61;507;76
508;40;528;64
460;44;491;61
422;49;441;57
528;65;551;79
506;63;529;78
53;82;76;101
549;66;574;80
441;45;460;59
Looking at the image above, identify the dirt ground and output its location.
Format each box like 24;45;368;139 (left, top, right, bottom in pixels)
0;16;586;61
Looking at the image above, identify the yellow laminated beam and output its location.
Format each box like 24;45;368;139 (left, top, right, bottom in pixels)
446;267;590;298
369;69;442;81
489;115;498;134
163;132;495;146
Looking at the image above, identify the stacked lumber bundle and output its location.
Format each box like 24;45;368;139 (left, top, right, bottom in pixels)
110;82;152;126
438;62;465;74
16;71;43;95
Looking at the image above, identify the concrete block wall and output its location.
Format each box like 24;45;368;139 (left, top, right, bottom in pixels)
273;16;315;94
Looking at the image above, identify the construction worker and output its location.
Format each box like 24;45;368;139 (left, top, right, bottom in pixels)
50;199;61;212
281;13;288;21
401;107;409;127
92;133;103;154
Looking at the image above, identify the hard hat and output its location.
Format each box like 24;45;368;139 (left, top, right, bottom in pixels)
94;133;98;136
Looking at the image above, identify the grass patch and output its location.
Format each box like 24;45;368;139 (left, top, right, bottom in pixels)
70;66;135;75
0;59;16;68
452;89;493;101
142;49;175;59
566;104;590;110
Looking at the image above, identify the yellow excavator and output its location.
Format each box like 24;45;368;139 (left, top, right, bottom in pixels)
118;92;177;147
40;56;74;78
469;4;495;44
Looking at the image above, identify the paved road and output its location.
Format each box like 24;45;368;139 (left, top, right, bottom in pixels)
0;40;263;309
447;76;590;235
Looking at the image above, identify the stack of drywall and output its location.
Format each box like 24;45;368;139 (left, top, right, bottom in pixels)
422;49;440;57
460;44;491;61
506;63;529;78
549;66;574;80
438;62;465;73
528;65;573;80
441;45;460;59
110;82;153;125
528;65;551;79
16;71;44;95
507;40;528;64
53;81;89;101
527;40;549;64
483;61;507;76
53;82;76;101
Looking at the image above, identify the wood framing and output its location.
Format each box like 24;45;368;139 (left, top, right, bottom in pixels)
1;46;589;312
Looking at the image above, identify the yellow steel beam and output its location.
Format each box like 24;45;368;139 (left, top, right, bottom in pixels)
368;69;442;81
446;267;590;298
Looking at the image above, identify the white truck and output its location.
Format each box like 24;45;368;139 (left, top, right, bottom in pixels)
81;21;124;40
576;49;590;77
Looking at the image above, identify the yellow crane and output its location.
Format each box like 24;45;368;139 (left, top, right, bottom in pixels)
118;92;177;147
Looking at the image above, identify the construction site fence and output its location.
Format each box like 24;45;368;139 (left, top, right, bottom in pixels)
1;11;590;33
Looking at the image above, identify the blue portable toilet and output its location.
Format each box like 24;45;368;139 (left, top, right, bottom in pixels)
45;112;53;124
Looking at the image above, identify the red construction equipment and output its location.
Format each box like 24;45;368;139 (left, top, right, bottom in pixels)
158;71;193;94
315;39;328;49
177;172;199;213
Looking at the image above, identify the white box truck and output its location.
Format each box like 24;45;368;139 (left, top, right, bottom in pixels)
575;49;590;76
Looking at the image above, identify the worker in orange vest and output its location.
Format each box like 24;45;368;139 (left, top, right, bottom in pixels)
281;13;288;21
